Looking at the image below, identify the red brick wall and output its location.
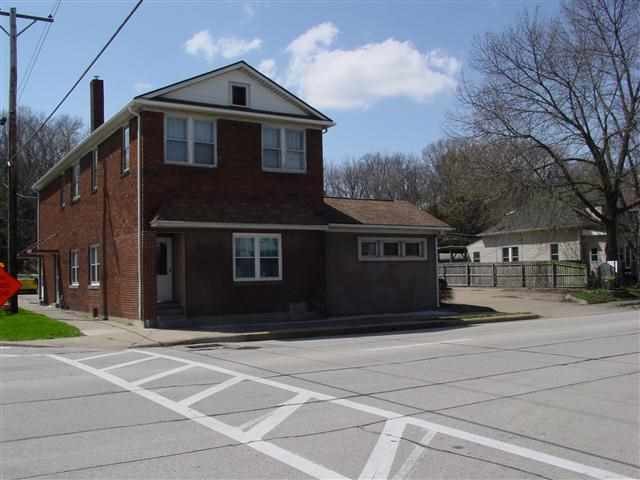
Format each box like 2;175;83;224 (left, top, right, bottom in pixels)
38;118;140;319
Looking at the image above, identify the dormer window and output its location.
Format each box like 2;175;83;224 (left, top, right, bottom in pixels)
230;83;249;107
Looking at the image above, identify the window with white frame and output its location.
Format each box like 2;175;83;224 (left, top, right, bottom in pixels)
165;116;216;166
233;233;282;281
122;126;130;173
91;150;98;192
590;247;599;262
358;238;427;261
89;244;101;286
550;243;559;261
472;252;480;263
502;246;519;262
262;126;305;173
69;249;79;286
71;163;81;200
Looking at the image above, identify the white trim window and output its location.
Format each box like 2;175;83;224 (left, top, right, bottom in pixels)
262;126;306;173
89;244;101;286
590;247;599;263
91;150;98;192
550;243;559;261
122;126;131;173
502;246;519;263
69;249;79;287
233;233;282;281
165;115;216;167
71;163;81;201
358;237;427;262
230;82;250;107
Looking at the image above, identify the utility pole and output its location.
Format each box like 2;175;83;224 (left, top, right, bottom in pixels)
0;8;53;313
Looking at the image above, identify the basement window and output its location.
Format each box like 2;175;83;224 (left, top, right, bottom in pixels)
358;237;427;262
233;233;282;282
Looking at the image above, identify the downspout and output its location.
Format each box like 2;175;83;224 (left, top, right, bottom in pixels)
101;140;108;321
128;106;143;324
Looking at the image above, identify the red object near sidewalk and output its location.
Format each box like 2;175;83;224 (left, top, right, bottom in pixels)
0;266;22;308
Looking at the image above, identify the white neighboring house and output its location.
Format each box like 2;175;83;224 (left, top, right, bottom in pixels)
467;197;607;272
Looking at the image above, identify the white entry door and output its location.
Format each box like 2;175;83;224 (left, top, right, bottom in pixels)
156;237;173;303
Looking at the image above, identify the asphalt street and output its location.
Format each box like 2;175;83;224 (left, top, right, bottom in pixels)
1;310;639;479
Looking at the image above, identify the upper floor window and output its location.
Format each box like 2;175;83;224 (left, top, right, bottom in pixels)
230;83;249;106
358;237;427;262
122;125;130;174
165;116;216;167
262;126;306;173
550;243;559;261
502;246;519;263
91;150;98;192
71;163;81;201
60;176;65;208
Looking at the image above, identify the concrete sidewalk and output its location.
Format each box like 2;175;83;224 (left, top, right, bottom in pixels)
4;295;539;349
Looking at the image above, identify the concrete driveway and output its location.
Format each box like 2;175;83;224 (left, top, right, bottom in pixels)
447;287;634;318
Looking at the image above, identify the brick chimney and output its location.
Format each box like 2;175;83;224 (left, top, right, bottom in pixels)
90;76;104;131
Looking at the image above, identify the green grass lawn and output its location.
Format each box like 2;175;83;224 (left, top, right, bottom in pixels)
0;308;81;341
571;288;640;304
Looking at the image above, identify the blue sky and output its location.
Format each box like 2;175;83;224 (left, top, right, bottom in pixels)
1;0;560;163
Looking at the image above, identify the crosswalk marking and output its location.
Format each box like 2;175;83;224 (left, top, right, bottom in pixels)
76;350;131;362
131;364;194;387
52;350;632;480
177;376;245;407
101;355;155;372
392;429;436;480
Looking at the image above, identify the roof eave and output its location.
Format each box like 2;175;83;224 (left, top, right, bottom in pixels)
32;102;134;192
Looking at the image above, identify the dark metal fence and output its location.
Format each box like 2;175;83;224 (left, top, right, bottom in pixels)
438;262;587;288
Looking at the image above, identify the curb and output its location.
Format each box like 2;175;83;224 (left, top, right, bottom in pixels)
135;313;541;347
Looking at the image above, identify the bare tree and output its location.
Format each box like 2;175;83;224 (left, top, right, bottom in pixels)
0;107;84;260
458;0;640;269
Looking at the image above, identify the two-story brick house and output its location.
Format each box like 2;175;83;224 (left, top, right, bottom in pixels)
31;61;450;327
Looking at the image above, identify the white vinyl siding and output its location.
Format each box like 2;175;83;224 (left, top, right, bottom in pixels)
233;233;282;282
165;115;216;167
262;126;306;173
358;237;427;262
89;244;101;286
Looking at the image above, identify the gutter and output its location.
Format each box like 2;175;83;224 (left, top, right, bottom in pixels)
128;106;143;323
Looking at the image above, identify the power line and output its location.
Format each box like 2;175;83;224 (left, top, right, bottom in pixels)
9;0;143;165
18;0;62;101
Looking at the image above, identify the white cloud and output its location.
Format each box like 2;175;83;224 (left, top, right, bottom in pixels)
258;58;277;78
284;22;460;110
184;31;262;62
134;82;153;93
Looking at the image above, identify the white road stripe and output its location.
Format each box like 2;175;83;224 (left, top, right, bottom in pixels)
131;364;194;387
76;351;132;362
245;392;313;441
101;356;155;372
363;339;470;352
53;351;632;480
177;376;245;407
50;354;349;480
359;418;407;480
392;429;437;480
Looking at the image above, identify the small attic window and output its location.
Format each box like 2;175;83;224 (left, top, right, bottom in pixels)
230;83;249;106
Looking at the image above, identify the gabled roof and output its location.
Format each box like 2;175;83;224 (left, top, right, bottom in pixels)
135;60;333;123
480;195;602;236
323;197;451;229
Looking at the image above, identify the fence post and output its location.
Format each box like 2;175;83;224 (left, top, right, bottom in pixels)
492;264;497;287
522;264;526;288
466;264;471;287
552;263;557;288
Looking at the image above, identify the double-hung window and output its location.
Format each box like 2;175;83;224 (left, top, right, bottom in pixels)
122;126;130;173
262;126;305;173
89;244;101;286
91;150;98;192
358;238;427;261
69;250;79;287
550;243;559;261
165;116;216;166
472;252;480;263
233;233;282;282
590;247;599;263
71;163;81;201
502;246;519;263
